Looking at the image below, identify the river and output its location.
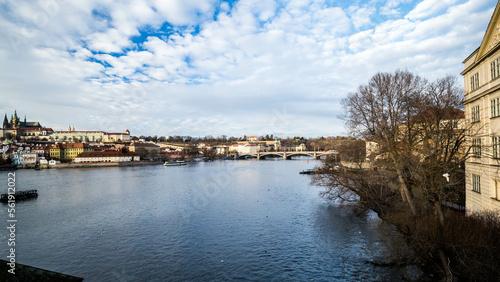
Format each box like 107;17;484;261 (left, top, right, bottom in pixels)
0;160;402;281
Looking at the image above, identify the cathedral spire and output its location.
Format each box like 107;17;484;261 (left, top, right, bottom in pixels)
3;114;8;129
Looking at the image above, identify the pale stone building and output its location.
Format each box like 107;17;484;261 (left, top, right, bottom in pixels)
128;143;161;160
50;128;130;143
462;2;500;213
74;151;140;163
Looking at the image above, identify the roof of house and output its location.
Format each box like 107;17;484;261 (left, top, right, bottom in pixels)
419;107;465;121
129;143;160;147
106;132;130;135
50;143;90;150
53;131;106;134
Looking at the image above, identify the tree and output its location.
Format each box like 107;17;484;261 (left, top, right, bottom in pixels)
342;69;427;215
317;70;473;281
134;147;149;159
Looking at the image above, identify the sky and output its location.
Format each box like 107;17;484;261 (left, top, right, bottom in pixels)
0;0;497;138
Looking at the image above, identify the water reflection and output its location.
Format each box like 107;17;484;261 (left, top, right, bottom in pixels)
0;161;402;281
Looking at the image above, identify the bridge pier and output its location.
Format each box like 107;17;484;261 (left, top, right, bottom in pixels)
283;152;287;160
257;153;260;161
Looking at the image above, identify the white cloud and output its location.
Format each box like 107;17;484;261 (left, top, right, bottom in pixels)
86;28;135;53
349;5;376;29
0;0;497;137
406;0;459;20
151;0;218;26
380;0;412;16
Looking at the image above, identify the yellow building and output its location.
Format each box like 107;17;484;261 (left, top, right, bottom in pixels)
462;2;500;213
50;143;94;162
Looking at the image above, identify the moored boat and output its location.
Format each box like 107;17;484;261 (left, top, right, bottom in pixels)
164;160;187;166
0;190;38;202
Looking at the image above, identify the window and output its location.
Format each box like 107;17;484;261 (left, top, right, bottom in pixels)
492;60;497;79
472;138;482;157
492;58;500;80
494;180;500;200
472;174;481;193
494;137;500;159
471;72;480;91
492;98;500;118
471;105;480;122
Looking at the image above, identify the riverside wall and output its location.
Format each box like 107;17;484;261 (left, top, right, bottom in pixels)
42;161;162;169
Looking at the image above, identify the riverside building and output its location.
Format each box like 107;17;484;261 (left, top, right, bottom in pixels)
462;2;500;213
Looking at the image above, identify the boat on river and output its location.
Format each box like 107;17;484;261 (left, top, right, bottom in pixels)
299;169;316;175
164;160;187;166
0;190;38;202
0;164;17;171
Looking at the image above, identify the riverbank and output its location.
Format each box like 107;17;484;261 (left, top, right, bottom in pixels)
0;259;83;281
42;160;162;169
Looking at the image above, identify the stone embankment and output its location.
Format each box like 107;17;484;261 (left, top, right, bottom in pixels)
42;161;162;169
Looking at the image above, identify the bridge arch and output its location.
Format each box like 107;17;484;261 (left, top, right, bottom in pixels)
235;150;337;160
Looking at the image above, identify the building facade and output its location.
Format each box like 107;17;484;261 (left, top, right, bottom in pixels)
462;2;500;213
128;143;161;160
74;151;140;163
50;143;95;162
2;110;42;129
50;129;130;143
1;110;50;139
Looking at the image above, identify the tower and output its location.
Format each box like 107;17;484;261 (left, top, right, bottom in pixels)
3;114;8;129
11;110;18;128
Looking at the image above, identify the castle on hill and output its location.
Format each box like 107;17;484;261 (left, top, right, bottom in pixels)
1;110;52;140
3;110;42;129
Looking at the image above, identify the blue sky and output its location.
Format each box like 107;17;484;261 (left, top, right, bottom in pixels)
0;0;496;138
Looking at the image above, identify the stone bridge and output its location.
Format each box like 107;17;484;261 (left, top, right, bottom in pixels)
237;150;338;160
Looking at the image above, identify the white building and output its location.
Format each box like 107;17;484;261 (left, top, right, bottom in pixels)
50;129;130;143
74;151;140;163
230;143;259;154
48;160;61;166
215;146;229;155
462;2;500;213
21;152;39;168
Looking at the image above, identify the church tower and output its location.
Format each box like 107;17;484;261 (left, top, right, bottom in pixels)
11;110;19;128
3;114;8;129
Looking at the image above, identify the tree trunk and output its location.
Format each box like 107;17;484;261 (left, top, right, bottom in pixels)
435;201;453;281
439;249;453;282
389;152;417;216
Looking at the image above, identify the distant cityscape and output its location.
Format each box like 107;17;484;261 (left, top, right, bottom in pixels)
0;110;349;169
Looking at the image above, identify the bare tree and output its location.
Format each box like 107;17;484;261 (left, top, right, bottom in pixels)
342;69;425;215
317;70;474;281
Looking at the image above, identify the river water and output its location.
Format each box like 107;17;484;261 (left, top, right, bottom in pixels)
0;160;402;281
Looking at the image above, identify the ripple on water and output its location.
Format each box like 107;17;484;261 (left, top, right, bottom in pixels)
0;161;403;281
